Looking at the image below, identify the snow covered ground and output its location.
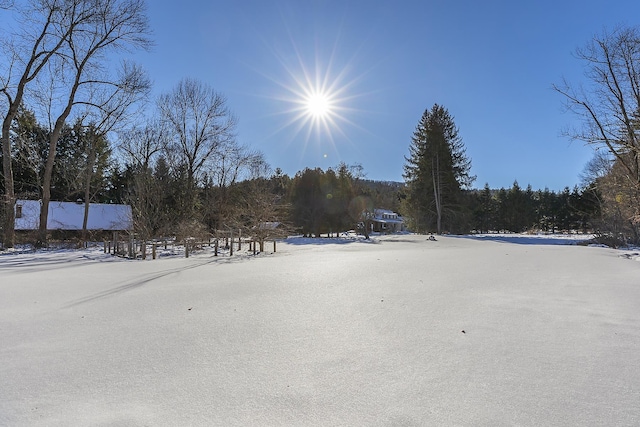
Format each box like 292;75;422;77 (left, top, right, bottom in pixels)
1;234;639;426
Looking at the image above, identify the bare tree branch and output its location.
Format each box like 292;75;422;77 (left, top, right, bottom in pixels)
554;26;640;184
157;78;237;201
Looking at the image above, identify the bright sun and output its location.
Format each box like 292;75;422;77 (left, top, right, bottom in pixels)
259;34;366;151
305;92;332;118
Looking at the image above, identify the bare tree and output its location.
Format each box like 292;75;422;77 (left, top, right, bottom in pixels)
595;153;640;244
117;120;168;240
35;0;151;246
212;145;267;188
118;119;165;171
1;0;97;247
157;78;236;223
237;180;289;252
207;147;268;229
554;26;640;185
554;26;640;243
158;78;236;197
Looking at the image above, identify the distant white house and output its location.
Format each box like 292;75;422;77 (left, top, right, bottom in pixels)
371;209;405;233
14;200;133;232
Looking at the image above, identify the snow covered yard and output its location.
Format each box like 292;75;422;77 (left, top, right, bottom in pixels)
1;235;639;426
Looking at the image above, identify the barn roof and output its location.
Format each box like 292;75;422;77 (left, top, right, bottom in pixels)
15;200;133;231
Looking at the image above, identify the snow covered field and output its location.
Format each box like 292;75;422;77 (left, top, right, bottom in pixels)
1;234;639;426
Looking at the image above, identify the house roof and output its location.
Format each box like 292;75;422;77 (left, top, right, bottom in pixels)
374;208;396;215
15;200;133;231
372;218;404;225
258;222;281;230
370;208;404;226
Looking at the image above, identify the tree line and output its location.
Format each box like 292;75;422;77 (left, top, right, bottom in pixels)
399;103;600;235
1;107;401;242
2;3;639;247
1;101;605;242
468;183;599;234
401;23;640;246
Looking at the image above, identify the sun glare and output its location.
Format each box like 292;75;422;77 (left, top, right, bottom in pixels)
252;25;372;158
305;92;332;119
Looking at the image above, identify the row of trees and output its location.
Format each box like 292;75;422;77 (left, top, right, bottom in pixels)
3;94;401;243
0;98;609;244
401;24;640;246
400;102;600;234
398;102;612;239
3;3;638;247
0;1;269;248
0;101;614;246
468;183;599;234
12;105;605;239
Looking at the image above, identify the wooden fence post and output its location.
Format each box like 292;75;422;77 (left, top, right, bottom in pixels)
152;243;157;260
214;239;218;256
185;239;189;258
273;240;276;252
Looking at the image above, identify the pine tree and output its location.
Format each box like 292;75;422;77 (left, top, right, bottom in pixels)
402;104;474;233
472;183;496;233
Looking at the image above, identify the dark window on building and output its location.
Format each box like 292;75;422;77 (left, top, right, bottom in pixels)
16;204;23;218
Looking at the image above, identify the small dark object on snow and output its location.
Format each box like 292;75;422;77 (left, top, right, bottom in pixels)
461;330;466;334
428;235;437;241
188;307;192;311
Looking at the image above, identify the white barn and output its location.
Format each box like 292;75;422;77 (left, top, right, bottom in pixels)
15;200;133;231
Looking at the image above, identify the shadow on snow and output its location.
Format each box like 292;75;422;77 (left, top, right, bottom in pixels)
451;234;591;246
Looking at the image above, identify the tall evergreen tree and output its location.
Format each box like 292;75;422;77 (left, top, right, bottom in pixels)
402;104;474;233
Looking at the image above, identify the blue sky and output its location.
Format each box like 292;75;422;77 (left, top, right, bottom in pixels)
139;1;639;190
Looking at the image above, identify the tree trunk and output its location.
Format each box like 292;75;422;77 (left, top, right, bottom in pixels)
2;117;16;248
82;136;97;243
432;156;442;234
38;116;67;247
